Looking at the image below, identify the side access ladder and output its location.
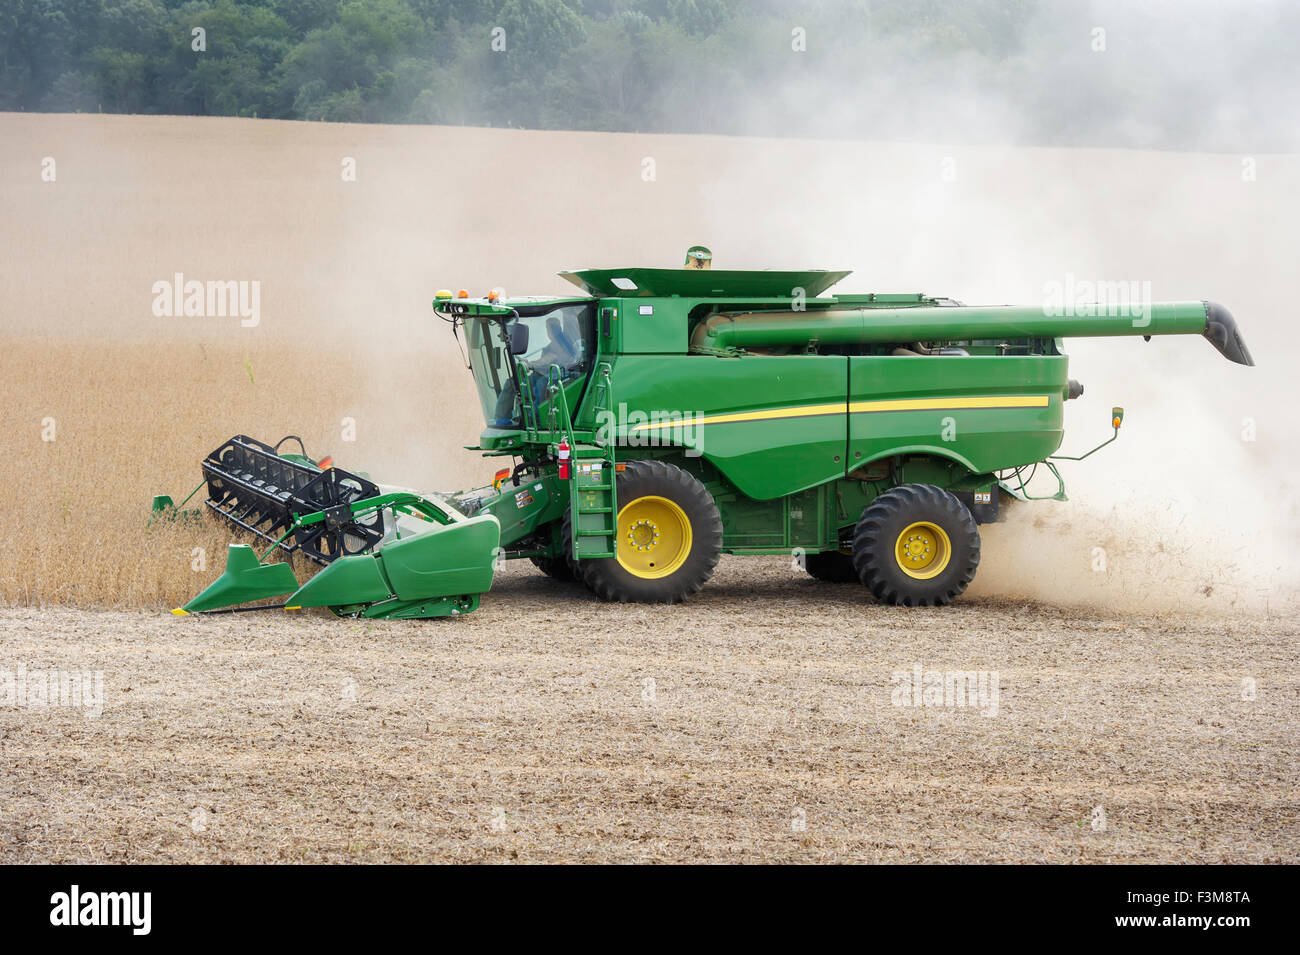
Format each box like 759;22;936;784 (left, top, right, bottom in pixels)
529;361;619;560
570;445;617;558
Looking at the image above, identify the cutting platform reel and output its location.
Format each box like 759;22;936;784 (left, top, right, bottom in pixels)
173;433;502;619
201;435;385;564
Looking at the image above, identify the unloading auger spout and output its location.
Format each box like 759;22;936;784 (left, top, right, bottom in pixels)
690;300;1254;366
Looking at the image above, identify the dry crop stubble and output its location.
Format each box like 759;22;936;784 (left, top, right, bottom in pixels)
1;339;378;607
0;587;1296;863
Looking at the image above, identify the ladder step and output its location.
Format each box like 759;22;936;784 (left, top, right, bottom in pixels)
568;430;617;556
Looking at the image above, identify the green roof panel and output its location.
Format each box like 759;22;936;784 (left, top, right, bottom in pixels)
558;267;852;299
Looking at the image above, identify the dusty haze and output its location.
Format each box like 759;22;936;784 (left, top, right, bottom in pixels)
0;112;1295;613
1;111;1296;866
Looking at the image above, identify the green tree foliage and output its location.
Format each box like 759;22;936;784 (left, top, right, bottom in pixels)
1;0;1295;150
0;0;1025;123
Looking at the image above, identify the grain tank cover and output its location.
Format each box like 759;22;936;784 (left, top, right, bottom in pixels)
558;267;852;299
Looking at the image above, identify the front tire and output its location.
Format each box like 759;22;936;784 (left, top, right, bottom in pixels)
851;484;980;606
530;555;576;582
560;507;587;585
581;460;722;603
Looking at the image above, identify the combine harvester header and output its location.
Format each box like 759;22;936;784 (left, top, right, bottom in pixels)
157;247;1252;617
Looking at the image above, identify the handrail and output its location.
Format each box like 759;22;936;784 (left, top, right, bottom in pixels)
1003;460;1068;501
545;364;580;453
514;358;540;439
514;359;616;457
591;363;615;461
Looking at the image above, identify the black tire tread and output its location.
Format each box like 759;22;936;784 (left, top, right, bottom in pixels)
559;507;592;589
851;483;980;606
803;550;859;583
529;555;576;582
582;460;722;604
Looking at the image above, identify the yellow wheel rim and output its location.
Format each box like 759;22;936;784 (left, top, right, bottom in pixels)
616;495;693;579
894;521;951;580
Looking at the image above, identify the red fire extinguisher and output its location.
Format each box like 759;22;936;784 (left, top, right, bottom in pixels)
557;438;571;480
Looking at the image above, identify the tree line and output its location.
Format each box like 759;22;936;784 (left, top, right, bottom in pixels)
2;0;1289;151
0;0;1037;128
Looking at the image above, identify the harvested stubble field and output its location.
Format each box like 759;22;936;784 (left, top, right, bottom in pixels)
2;566;1297;864
1;113;1297;863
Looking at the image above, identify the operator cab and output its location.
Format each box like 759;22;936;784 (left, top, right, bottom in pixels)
465;301;597;429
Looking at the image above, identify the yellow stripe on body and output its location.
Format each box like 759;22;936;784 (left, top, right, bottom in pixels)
628;402;844;432
849;395;1050;413
627;395;1050;432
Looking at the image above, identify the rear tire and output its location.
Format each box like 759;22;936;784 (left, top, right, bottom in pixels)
851;484;980;606
581;460;722;603
803;550;859;583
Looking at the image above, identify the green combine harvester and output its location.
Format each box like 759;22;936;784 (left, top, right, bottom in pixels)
161;248;1253;617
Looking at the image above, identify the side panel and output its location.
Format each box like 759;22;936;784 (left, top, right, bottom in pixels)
715;484;836;551
847;355;1067;473
613;297;689;354
610;355;849;500
476;474;567;548
378;515;500;599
